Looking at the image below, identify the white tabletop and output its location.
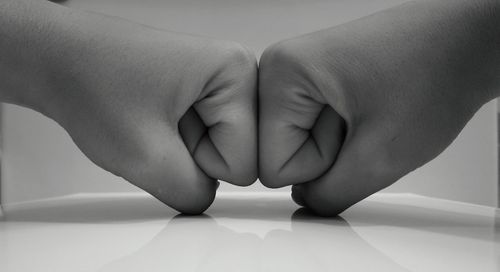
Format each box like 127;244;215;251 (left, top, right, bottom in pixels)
2;2;498;270
0;192;499;272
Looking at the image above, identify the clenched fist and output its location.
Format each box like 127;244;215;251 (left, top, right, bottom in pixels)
4;0;500;217
259;0;499;216
3;2;257;214
65;35;257;214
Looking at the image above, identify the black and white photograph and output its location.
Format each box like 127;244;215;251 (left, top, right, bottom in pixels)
0;0;499;271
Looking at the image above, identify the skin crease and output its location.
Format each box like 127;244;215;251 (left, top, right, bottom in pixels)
2;0;500;216
0;0;257;214
259;0;500;216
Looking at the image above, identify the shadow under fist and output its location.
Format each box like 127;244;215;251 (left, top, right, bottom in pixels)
43;15;257;214
259;1;498;216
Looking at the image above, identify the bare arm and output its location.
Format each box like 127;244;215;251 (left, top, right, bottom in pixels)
259;0;500;216
0;0;152;115
0;0;258;214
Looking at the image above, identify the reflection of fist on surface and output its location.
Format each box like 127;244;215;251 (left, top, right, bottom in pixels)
101;215;261;272
259;0;500;216
2;1;257;214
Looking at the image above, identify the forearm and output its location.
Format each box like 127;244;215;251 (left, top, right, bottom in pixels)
308;0;500;108
405;0;500;101
0;0;69;111
0;0;144;115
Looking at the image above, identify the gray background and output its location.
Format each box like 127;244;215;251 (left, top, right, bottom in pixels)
1;0;497;207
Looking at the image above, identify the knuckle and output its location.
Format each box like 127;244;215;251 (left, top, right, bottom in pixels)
260;37;316;77
220;42;258;73
203;42;257;99
259;39;319;99
260;39;303;67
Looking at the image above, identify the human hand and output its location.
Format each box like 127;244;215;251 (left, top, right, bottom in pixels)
41;20;257;214
259;0;498;216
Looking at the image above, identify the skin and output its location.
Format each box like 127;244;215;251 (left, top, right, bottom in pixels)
259;0;500;216
0;0;258;214
2;0;499;217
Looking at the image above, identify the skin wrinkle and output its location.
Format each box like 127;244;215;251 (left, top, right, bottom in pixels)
260;0;500;216
3;0;500;215
196;64;257;183
277;130;311;174
259;40;346;187
0;0;257;214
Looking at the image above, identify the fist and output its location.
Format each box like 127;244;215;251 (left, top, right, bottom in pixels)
258;9;490;216
48;26;257;214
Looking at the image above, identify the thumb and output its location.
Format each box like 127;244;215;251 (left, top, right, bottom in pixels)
292;122;406;217
127;124;218;215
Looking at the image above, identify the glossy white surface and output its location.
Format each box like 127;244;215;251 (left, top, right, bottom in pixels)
1;193;498;272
